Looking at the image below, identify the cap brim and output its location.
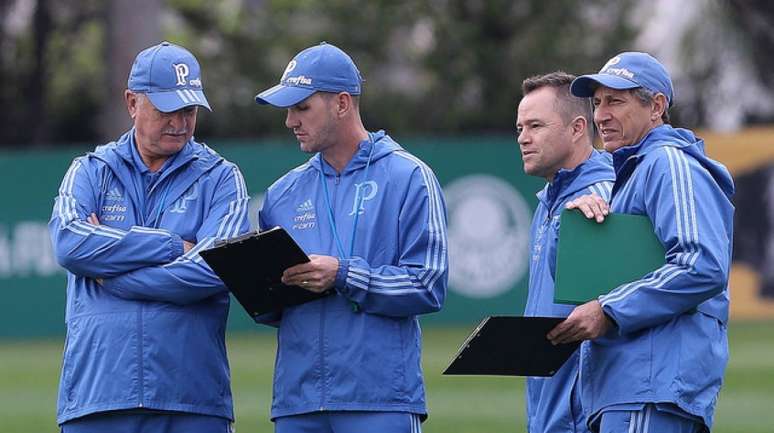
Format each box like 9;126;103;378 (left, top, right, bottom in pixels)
571;74;641;97
147;89;212;113
255;84;316;108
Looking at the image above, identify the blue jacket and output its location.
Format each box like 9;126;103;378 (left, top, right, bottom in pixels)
49;130;251;424
524;150;614;433
580;125;734;429
257;131;448;419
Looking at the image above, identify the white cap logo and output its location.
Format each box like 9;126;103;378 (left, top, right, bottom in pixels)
173;63;190;86
600;56;621;73
281;60;297;81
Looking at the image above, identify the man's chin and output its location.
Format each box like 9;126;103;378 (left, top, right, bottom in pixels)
522;161;542;177
298;142;316;154
602;140;624;153
160;137;188;154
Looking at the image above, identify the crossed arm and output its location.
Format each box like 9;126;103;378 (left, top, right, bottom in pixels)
50;159;251;305
88;212;195;285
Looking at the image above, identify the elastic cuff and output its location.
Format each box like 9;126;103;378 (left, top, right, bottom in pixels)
169;234;185;261
600;302;623;335
334;258;351;290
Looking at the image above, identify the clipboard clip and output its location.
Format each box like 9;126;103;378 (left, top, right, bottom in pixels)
212;230;259;248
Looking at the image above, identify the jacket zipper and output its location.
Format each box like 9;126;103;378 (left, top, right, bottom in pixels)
318;173;340;411
137;304;145;408
319;297;327;410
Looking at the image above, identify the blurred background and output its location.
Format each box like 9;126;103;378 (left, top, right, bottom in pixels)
1;0;774;432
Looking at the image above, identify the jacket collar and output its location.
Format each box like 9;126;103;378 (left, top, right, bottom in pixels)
610;124;734;200
309;130;403;176
89;129;223;224
111;129;199;175
537;149;614;209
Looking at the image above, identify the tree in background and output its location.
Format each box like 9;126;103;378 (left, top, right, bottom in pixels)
636;0;774;131
0;0;637;146
3;0;772;147
162;0;637;140
101;0;162;139
726;0;774;125
1;0;105;146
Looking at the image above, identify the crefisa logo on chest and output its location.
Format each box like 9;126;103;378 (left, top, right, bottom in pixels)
293;199;316;230
102;187;128;222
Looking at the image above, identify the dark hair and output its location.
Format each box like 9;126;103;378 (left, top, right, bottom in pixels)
521;71;594;140
631;87;670;124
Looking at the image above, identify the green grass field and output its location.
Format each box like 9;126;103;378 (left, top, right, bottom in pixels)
1;321;773;433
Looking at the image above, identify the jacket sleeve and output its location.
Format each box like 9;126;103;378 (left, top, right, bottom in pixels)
585;180;614;203
334;164;448;317
100;164;252;305
600;147;732;335
49;157;185;278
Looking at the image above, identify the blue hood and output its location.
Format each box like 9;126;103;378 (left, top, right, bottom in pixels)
612;125;734;200
309;130;402;175
87;129;225;218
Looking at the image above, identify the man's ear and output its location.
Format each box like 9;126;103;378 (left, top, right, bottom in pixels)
570;115;588;143
652;93;668;122
125;90;138;120
335;92;352;118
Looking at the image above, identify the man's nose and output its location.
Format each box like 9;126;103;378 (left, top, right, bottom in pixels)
594;106;610;124
285;110;298;129
168;111;188;130
517;129;529;146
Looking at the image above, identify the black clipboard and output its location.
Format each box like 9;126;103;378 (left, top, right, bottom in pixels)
443;316;580;377
200;226;329;317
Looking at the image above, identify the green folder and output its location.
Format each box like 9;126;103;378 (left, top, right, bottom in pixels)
554;211;666;305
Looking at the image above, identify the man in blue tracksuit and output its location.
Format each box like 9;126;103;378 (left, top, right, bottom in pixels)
253;42;448;433
49;42;250;433
517;71;614;433
548;52;734;433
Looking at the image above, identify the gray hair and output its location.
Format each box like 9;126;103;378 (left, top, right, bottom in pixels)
631;87;671;124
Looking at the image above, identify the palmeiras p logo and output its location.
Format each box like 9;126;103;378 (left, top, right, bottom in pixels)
173;63;189;86
445;175;531;298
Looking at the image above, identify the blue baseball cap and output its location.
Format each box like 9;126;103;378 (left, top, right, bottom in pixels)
571;52;674;106
128;41;211;113
255;42;363;108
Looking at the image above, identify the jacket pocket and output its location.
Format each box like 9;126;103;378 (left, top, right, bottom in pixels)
62;313;139;411
60;321;79;410
330;313;405;402
674;312;728;410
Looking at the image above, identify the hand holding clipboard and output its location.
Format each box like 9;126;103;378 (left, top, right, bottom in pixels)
200;226;330;317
